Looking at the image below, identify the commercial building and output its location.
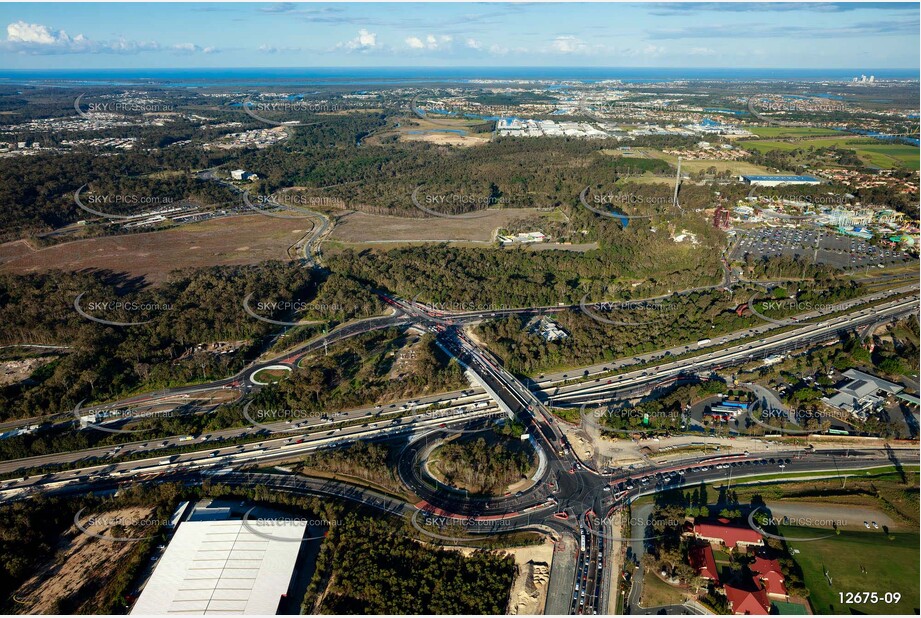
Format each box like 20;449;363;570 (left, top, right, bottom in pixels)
231;169;259;181
131;501;307;615
688;544;719;582
822;368;904;419
724;584;771;615
740;175;821;187
535;318;569;342
691;520;765;551
750;556;788;598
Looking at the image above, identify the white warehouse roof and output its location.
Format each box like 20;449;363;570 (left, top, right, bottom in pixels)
130;518;306;615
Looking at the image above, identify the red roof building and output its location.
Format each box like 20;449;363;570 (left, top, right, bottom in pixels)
693;522;764;550
750;556;787;598
688;544;720;582
724;584;771;615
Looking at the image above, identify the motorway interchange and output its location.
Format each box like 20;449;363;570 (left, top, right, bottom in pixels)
0;280;918;615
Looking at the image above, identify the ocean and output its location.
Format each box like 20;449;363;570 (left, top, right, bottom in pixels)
0;66;917;88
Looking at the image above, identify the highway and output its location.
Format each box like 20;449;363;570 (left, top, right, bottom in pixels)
542;293;918;407
0;267;917;616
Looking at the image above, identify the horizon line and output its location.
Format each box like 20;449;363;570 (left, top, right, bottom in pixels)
0;66;919;72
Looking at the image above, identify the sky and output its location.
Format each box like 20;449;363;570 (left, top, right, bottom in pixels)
0;2;918;70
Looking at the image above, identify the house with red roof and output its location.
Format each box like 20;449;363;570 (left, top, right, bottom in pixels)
688;544;720;582
750;556;788;598
724;584;771;615
692;521;764;551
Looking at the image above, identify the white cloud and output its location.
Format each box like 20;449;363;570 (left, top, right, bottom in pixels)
171;43;218;55
688;46;716;56
550;35;586;54
7;21;73;45
3;20;216;55
465;38;481;50
403;34;453;50
340;28;377;51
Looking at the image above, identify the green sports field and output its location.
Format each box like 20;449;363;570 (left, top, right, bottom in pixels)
738;136;919;170
780;525;920;615
748;127;842;138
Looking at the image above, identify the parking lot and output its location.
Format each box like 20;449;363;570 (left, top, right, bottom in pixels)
730;227;915;271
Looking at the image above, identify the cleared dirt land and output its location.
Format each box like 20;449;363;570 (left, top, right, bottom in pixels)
0;215;311;284
329;209;558;245
446;538;555;615
11;505;157;614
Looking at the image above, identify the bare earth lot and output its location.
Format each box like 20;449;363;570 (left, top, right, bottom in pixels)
446;538;555;615
0;215;310;284
329;209;556;245
12;505;157;614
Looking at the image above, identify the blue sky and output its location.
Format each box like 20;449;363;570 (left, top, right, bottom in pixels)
0;2;918;70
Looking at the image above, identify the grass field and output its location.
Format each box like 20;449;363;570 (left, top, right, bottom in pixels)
781;526;920;615
328;208;561;244
640;570;687;608
738;136;919;170
748;127;843;138
0;214;312;284
640;148;777;175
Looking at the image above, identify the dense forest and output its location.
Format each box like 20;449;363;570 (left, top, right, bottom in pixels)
300;441;406;496
318;513;515;614
249;330;466;416
0;262;367;421
431;434;534;495
0;325;459;463
476;289;752;374
329;238;724;311
601;379;726;434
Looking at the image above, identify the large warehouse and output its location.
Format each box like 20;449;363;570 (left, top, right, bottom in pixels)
130;502;307;615
740;174;821;187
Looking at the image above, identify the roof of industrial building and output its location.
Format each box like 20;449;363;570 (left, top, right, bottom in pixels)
694;522;764;547
841;368;904;395
130;518;306;615
725;584;772;615
742;175;820;182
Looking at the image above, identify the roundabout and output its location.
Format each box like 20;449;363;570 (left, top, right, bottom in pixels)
397;420;556;518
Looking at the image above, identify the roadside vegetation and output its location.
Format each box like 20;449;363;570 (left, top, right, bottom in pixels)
315;513;515;614
429;431;535;495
